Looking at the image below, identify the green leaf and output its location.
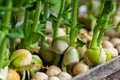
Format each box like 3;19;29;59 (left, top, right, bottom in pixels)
76;23;84;29
49;0;61;14
106;24;115;30
13;0;25;7
36;24;46;36
32;24;45;43
100;20;115;30
64;3;71;12
102;0;115;15
11;16;18;28
31;32;40;44
76;39;86;47
63;3;72;16
2;60;10;69
7;28;24;39
48;14;57;22
0;0;3;4
26;1;36;11
61;18;71;26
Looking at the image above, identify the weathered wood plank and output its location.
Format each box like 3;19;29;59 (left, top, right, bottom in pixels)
72;56;120;80
103;70;120;80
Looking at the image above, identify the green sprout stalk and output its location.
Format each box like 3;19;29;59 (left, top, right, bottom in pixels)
62;0;79;72
65;0;71;35
21;1;41;50
84;0;115;66
20;0;30;49
70;0;79;47
53;0;65;65
90;0;105;48
40;0;49;49
0;0;12;69
27;1;41;50
53;0;65;39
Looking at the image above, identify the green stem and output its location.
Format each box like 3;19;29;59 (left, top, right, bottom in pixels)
89;23;100;48
20;0;30;49
99;0;105;17
70;28;76;47
41;0;49;48
90;0;105;48
87;0;92;19
44;0;49;18
116;0;120;15
87;0;94;30
66;0;71;35
66;0;71;18
0;38;7;69
0;0;12;69
97;15;109;46
23;11;29;36
53;54;60;65
62;61;67;72
2;0;12;34
53;0;65;39
70;0;78;47
31;1;41;33
53;0;65;65
26;1;41;50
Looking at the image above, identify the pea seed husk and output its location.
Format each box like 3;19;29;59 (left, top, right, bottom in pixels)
46;65;62;76
73;61;89;75
105;48;118;58
63;47;79;65
6;68;20;80
10;49;32;67
52;40;68;54
57;72;72;80
32;72;48;80
84;48;106;66
48;76;60;80
102;40;114;48
31;55;43;71
39;43;56;64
